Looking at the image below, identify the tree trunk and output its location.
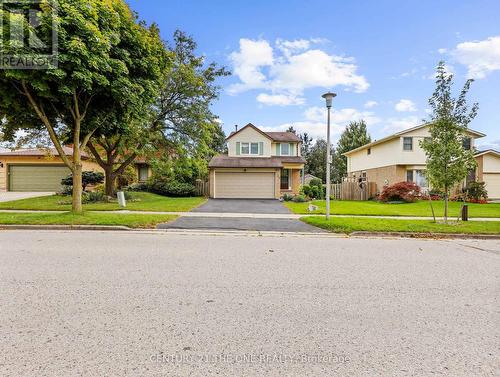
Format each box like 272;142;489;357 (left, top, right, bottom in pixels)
104;167;116;197
72;163;83;214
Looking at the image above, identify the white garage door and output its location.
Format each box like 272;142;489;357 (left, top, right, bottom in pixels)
214;172;275;199
484;173;500;199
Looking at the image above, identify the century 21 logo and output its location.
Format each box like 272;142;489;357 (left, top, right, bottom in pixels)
0;0;58;69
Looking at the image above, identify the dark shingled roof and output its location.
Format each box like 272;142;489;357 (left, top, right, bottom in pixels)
209;155;306;168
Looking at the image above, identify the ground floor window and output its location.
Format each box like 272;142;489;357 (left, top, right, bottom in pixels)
406;169;427;188
280;169;290;190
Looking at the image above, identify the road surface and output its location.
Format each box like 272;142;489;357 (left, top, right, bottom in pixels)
0;230;498;376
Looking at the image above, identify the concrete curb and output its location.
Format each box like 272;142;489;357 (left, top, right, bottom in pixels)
0;224;131;231
349;231;500;240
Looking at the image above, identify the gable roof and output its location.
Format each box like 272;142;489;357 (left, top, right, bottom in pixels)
474;149;500;158
226;123;301;142
343;123;486;156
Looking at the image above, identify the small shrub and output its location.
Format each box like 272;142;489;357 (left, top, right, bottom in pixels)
125;182;149;192
82;191;109;203
148;179;196;197
61;171;105;192
292;194;307;203
58;185;73;196
301;184;324;200
309;178;323;188
282;193;294;201
465;181;488;201
379;181;421;203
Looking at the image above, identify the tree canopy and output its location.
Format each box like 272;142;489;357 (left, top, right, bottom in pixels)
0;0;165;212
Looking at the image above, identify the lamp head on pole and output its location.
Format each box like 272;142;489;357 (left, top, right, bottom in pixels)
322;92;337;108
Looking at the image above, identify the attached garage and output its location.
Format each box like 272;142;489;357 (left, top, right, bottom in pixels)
214;171;275;199
8;165;71;192
483;174;500;199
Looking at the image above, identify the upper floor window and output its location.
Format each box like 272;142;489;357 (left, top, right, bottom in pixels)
462;137;471;150
403;137;413;151
240;142;260;155
367;148;371;155
280;143;290;155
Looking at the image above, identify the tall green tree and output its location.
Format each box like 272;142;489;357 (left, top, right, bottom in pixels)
421;61;479;223
307;139;335;183
0;0;164;212
332;120;371;182
87;30;229;195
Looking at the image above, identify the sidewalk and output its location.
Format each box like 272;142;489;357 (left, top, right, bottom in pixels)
0;209;499;222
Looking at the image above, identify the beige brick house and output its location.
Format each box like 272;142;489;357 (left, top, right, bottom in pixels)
343;123;500;198
208;123;305;199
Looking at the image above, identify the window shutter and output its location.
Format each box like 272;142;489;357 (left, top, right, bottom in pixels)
236;142;240;155
276;143;281;156
290;143;295;156
259;142;264;155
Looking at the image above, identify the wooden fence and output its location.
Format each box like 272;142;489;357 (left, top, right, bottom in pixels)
195;180;209;197
330;181;377;201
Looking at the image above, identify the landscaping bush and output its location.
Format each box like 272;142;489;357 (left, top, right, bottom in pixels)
301;184;325;200
148;179;196;197
61;171;105;192
309;178;323;188
282;193;294;201
82;191;109;203
292;194;307;203
379;181;421;203
125;182;149;192
465;181;488;201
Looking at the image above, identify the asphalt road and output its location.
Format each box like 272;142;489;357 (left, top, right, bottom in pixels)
1;231;498;376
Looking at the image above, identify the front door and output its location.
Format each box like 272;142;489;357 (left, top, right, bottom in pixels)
280;169;290;190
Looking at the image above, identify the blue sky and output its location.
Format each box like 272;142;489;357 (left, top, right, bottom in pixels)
128;0;500;149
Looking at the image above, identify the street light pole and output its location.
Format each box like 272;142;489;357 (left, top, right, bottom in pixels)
322;92;337;220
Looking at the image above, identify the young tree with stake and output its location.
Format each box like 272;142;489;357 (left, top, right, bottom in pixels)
421;62;478;223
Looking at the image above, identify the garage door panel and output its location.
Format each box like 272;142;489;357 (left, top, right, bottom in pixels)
9;165;71;192
483;173;500;199
215;172;275;199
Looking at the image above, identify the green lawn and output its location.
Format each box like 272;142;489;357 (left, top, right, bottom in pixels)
302;216;500;235
0;212;177;229
285;200;500;218
0;192;206;212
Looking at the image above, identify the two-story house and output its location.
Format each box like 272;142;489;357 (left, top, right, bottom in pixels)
343;123;500;198
208;123;305;199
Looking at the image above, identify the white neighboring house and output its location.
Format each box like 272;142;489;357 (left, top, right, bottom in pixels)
343;123;500;199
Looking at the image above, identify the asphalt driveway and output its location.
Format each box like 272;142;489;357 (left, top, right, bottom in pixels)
160;198;322;232
192;199;291;214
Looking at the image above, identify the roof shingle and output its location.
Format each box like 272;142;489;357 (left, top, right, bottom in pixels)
209;155;305;168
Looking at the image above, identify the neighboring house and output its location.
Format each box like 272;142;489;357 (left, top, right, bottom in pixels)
0;147;152;192
344;123;492;194
474;150;500;199
304;173;320;185
208;123;305;199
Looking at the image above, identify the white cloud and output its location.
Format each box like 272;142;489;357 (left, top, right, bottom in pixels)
395;99;417;112
256;93;304;106
451;36;500;79
228;39;273;93
364;100;378;108
382;116;420;134
438;48;448;54
228;38;369;103
477;139;500;151
258;106;380;140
